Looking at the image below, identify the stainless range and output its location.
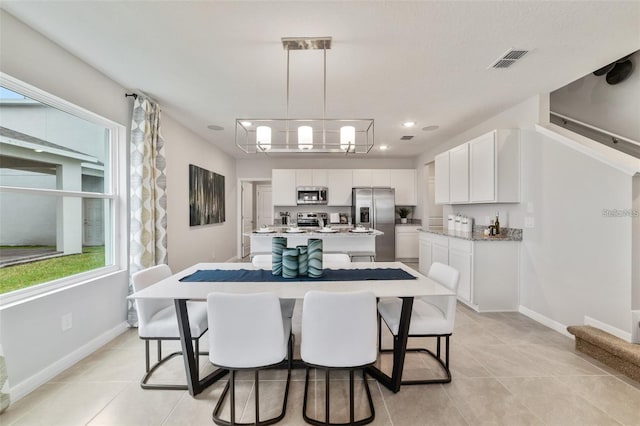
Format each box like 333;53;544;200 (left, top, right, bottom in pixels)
296;212;328;227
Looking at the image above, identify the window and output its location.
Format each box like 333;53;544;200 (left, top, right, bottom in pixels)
0;78;125;303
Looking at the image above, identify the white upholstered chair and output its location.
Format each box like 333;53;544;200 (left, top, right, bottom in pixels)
251;253;352;319
207;292;293;426
301;291;377;426
132;264;208;390
377;262;459;384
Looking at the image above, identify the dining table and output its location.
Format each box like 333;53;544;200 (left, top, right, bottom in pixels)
127;261;455;396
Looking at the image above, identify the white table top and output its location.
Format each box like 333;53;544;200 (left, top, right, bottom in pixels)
128;262;455;301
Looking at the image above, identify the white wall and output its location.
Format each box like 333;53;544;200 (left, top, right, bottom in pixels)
163;114;238;270
236;157;414;180
551;50;640;142
416;94;636;337
0;9;130;397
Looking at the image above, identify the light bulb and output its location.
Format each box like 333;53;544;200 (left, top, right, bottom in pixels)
298;126;313;150
256;126;271;151
340;126;355;151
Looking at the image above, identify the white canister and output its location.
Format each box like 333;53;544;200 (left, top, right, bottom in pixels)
454;215;461;231
463;217;474;232
447;214;455;230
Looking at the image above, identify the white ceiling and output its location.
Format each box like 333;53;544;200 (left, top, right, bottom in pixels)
2;1;639;159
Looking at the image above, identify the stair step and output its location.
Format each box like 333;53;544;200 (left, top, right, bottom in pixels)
567;325;640;382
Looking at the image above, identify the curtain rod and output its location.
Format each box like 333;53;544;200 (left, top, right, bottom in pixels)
124;93;138;100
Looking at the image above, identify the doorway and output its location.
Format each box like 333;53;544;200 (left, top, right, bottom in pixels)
239;179;272;259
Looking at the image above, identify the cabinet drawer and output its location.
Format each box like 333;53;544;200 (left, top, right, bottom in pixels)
449;238;472;253
420;232;449;247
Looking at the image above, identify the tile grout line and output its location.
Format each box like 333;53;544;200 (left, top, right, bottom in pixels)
83;380;131;425
375;381;394;426
160;390;189;426
493;376;546;425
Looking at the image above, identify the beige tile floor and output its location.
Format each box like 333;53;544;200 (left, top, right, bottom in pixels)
3;264;640;426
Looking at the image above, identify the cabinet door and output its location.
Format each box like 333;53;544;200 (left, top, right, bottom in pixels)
295;170;313;187
449;144;469;203
327;170;353;206
353;169;373;187
432;243;449;266
371;169;390;187
312;169;328;187
469;132;496;202
390;169;417;205
419;239;433;275
434;152;450;204
449;248;472;303
396;228;419;259
272;169;297;206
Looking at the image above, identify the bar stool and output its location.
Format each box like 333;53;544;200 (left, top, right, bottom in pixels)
132;264;208;390
377;262;459;384
301;291;377;426
207;292;293;426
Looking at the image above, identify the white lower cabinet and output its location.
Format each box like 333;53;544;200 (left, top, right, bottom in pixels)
395;225;420;259
418;231;519;312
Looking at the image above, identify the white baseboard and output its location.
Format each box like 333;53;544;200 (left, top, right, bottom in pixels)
632;311;640;344
518;305;574;338
9;321;129;402
584;315;632;343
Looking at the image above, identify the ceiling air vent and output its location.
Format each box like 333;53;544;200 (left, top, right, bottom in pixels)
400;135;414;140
490;49;529;69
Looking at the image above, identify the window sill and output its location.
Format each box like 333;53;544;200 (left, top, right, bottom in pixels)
0;265;124;310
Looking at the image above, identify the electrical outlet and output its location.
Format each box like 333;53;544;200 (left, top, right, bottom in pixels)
61;313;73;331
525;217;535;228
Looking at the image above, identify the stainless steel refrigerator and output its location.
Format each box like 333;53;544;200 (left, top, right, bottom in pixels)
351;188;395;261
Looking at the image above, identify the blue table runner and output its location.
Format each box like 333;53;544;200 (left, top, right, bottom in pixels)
179;268;416;283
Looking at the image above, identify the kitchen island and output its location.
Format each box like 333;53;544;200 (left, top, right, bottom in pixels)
248;227;383;257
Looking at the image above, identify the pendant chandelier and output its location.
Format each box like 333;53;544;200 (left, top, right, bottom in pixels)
235;37;374;154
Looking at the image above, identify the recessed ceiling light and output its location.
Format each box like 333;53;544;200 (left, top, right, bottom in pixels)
422;125;439;131
402;121;415;128
379;145;388;151
207;124;224;131
240;121;252;127
34;149;43;153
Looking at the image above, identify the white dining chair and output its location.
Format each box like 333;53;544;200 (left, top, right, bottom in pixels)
207;292;293;426
251;252;352;319
132;264;208;390
377;262;459;384
301;290;377;426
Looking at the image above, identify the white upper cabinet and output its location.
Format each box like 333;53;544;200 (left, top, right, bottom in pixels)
311;169;328;187
469;132;496;202
327;169;353;206
272;169;297;206
371;169;390;187
434;151;450;204
449;143;469;203
295;170;313;186
434;129;520;205
295;169;328;187
390;169;417;205
352;169;373;187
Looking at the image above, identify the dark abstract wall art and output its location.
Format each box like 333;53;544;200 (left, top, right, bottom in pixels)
189;164;225;226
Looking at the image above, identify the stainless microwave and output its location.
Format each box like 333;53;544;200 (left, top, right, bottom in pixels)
296;187;328;205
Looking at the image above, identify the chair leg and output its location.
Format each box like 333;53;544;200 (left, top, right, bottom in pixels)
140;338;188;391
398;335;452;385
157;340;162;363
145;340;150;373
213;362;291;426
195;338;199;373
302;367;375;426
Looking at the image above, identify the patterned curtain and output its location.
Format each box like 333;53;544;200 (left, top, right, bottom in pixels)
128;95;168;326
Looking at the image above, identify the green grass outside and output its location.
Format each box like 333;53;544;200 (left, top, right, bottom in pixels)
0;246;105;294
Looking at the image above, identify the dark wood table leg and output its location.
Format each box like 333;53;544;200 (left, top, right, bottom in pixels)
175;299;227;396
366;296;413;393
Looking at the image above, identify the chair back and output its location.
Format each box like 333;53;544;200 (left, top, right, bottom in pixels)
301;290;377;368
131;264;173;328
207;292;286;368
424;262;460;327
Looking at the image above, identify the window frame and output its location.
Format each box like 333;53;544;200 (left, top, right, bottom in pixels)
0;72;128;308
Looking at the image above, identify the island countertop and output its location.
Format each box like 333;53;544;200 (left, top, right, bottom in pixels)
246;227;384;237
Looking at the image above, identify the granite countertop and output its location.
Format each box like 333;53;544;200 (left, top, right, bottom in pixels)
248;227;384;237
418;226;522;242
